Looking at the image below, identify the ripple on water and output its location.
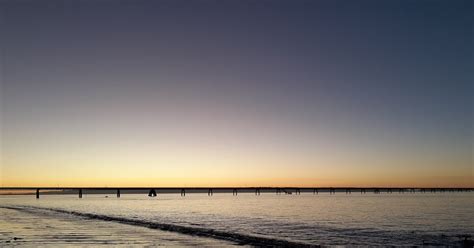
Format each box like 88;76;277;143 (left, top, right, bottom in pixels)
0;207;241;247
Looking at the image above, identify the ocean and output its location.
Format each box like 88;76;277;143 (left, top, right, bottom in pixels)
1;192;473;246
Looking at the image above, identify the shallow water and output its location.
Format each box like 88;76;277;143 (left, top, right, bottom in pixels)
1;193;473;246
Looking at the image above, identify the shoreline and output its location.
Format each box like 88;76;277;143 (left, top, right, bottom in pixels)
0;206;242;247
1;194;472;246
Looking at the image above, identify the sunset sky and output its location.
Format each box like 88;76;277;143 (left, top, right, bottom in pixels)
1;0;472;187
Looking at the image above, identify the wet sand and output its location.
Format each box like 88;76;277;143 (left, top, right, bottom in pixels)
0;207;239;247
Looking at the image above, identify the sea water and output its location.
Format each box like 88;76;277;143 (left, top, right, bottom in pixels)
1;193;473;246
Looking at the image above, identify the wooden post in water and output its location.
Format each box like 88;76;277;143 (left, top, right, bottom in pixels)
116;189;120;198
255;188;261;195
148;189;157;197
79;189;83;198
36;189;40;199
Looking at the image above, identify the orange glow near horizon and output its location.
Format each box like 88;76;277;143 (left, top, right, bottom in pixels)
2;157;472;188
2;126;472;188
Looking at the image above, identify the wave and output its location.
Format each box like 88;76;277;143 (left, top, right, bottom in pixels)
1;206;315;247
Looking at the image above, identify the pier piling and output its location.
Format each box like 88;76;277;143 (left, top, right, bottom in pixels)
148;189;157;197
1;186;472;199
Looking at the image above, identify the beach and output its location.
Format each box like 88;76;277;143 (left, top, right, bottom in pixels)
1;193;473;246
0;206;239;247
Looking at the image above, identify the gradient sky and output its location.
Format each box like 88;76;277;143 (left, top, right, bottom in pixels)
0;0;472;187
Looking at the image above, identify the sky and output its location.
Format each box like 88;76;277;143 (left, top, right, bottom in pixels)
0;0;472;187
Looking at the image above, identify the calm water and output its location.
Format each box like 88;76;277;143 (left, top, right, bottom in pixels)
1;193;473;246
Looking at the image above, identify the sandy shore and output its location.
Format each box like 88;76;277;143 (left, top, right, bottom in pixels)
0;207;238;247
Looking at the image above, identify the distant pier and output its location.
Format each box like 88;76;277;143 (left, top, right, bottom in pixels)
1;187;473;199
